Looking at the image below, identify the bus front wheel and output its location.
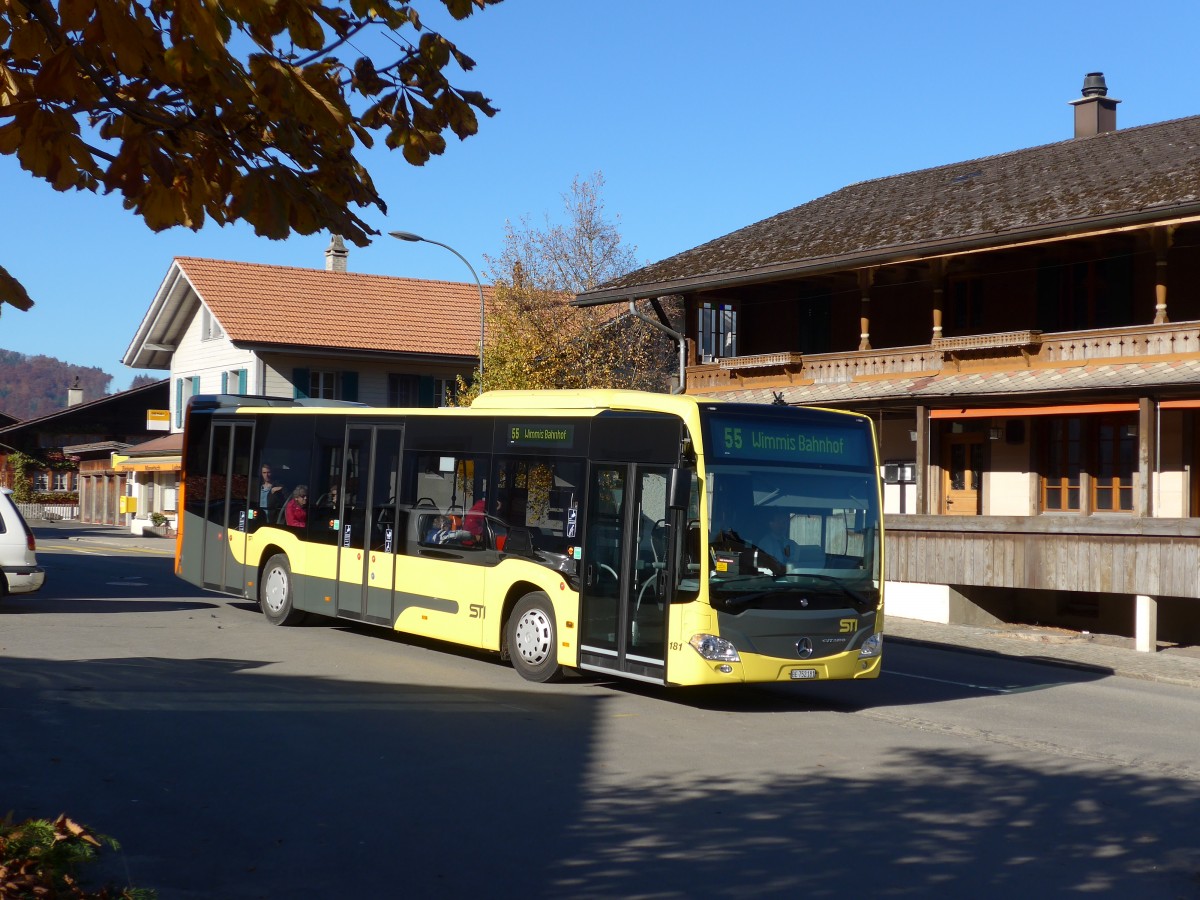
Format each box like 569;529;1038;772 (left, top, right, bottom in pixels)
507;592;563;683
261;554;306;626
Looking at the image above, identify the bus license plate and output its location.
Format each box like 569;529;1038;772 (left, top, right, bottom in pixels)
790;668;817;680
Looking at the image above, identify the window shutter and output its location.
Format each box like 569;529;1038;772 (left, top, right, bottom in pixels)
221;372;228;393
175;378;183;428
191;377;200;396
293;367;310;399
238;369;247;393
340;371;358;402
418;376;434;407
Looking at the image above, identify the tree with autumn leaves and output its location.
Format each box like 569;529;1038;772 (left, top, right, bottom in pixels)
455;172;681;403
0;0;500;313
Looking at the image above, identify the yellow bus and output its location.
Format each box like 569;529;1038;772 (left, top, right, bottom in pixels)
177;390;884;686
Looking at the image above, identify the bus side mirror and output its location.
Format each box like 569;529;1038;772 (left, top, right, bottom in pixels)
668;467;691;510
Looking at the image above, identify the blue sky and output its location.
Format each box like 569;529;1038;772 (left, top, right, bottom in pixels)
4;0;1200;391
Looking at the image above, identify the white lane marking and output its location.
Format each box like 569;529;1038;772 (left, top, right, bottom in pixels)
888;672;1075;696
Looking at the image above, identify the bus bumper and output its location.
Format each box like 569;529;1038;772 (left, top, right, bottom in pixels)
673;644;883;685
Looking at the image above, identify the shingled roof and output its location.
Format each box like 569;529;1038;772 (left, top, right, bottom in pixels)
576;114;1200;305
125;257;494;369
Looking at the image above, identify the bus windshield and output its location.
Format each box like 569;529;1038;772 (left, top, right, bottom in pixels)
700;407;881;615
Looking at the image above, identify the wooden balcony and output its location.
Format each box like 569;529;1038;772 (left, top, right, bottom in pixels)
687;320;1200;392
884;515;1200;598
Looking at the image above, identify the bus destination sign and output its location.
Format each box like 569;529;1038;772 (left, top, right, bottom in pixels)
508;423;576;448
709;415;868;465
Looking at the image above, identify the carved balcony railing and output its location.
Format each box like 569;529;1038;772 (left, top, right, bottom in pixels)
687;320;1200;392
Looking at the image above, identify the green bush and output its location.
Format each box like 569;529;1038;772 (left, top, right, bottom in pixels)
0;812;155;898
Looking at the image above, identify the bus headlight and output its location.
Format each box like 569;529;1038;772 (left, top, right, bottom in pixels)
858;633;883;659
689;634;741;662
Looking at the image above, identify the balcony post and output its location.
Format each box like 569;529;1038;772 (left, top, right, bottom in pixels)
858;268;874;351
1152;226;1174;325
1138;397;1156;516
930;259;945;341
915;405;929;514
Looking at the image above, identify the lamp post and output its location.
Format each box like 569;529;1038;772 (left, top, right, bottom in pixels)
389;230;486;391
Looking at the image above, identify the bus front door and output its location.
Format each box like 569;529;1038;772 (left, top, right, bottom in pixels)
200;421;254;596
336;425;404;624
579;464;671;683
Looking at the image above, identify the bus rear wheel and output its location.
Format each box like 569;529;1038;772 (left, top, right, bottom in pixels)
260;554;306;626
507;592;563;683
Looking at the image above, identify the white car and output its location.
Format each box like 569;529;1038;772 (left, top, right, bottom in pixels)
0;488;45;594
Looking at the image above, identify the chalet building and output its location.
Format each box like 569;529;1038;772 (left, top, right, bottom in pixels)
120;238;492;534
0;379;171;524
575;74;1200;651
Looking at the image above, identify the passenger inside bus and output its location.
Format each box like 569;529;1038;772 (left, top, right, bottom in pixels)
283;485;309;528
752;508;825;572
424;515;454;544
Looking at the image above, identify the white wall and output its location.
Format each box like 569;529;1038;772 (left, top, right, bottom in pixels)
1155;410;1187;517
984;418;1032;515
170;305;256;429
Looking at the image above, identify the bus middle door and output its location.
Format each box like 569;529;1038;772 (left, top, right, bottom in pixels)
579;463;670;683
336;425;404;624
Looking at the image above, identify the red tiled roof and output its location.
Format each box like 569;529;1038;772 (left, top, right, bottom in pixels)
175;257;492;357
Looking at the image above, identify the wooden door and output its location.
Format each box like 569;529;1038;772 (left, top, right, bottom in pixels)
942;434;983;516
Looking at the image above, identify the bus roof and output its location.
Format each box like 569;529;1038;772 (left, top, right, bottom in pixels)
471;389;705;416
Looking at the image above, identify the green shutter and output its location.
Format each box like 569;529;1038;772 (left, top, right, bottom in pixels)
191;377;200;396
175;378;183;428
221;372;228;393
340;371;358;402
418;376;434;407
293;367;310;399
238;369;248;393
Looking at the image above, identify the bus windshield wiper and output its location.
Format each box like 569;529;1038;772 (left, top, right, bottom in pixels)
774;573;875;610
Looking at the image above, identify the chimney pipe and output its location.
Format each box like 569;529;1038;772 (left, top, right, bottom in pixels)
325;234;349;273
1069;72;1119;138
67;376;83;407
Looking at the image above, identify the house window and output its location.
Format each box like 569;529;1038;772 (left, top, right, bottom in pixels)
52;472;71;491
1036;256;1134;332
201;306;223;341
388;374;419;407
1093;417;1136;512
33;472;49;491
949;278;984;333
310;370;338;400
698;302;737;361
1039;415;1135;513
433;377;457;408
223;369;247;394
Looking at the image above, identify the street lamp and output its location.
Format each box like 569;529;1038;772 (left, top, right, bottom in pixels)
389;230;486;391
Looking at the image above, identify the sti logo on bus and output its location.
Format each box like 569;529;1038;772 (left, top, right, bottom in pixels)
508;423;575;448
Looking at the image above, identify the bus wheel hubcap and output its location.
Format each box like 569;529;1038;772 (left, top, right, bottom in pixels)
264;569;287;613
515;609;552;665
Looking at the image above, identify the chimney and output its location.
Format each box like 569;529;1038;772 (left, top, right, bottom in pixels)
67;376;83;407
325;234;349;273
1069;72;1119;138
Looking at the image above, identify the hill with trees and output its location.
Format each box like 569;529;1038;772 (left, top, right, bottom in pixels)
0;350;113;420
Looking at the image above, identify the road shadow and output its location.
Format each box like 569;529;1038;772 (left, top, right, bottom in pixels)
3;653;1197;898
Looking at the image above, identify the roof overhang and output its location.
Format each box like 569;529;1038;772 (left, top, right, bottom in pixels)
122;262;198;370
574;204;1200;307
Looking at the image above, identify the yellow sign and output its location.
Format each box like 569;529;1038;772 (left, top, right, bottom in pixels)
147;409;170;431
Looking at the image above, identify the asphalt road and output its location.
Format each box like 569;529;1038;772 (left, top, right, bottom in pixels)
3;541;1199;898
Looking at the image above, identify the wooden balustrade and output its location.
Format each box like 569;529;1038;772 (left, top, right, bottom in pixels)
687;320;1200;391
